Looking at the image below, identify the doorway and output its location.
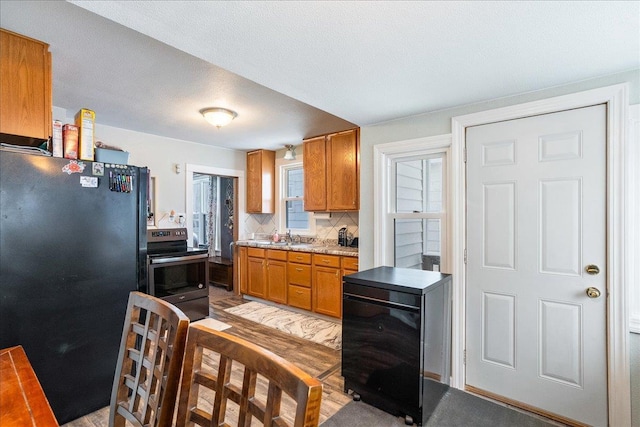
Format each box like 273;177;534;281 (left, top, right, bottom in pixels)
185;163;245;254
192;173;236;260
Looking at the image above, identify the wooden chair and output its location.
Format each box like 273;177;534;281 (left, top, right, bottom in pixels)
176;324;323;427
110;291;190;427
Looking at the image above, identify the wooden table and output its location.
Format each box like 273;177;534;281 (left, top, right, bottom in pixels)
0;345;59;427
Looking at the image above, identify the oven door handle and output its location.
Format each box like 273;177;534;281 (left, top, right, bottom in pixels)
150;254;209;264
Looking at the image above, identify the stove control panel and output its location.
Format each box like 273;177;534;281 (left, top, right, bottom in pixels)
148;228;188;242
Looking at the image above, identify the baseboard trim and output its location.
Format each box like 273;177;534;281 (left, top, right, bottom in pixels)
464;384;587;427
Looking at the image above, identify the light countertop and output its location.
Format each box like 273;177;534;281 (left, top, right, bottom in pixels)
235;240;358;257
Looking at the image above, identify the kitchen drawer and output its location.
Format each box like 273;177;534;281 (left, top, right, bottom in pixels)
288;263;311;288
288;251;312;264
342;256;359;271
313;254;340;268
288;285;311;310
267;249;287;261
247;247;265;258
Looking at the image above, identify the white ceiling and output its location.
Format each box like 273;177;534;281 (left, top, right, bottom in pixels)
1;1;638;152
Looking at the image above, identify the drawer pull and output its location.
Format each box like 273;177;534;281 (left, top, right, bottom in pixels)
296;268;303;272
322;259;330;263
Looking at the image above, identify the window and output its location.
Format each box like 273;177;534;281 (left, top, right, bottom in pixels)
391;154;447;271
278;162;315;235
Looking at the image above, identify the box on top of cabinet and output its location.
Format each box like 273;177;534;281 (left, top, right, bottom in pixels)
75;108;95;161
62;124;78;160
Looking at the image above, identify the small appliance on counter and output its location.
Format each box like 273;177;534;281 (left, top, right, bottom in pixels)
338;226;348;246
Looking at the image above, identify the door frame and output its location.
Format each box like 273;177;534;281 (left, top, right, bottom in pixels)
450;83;630;426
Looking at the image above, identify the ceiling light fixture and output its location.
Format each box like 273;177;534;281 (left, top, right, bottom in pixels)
200;107;238;128
284;144;296;160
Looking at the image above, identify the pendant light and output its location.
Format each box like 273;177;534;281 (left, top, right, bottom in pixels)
284;145;296;160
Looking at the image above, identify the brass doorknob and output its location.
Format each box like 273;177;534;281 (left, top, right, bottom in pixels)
585;264;600;275
586;287;601;298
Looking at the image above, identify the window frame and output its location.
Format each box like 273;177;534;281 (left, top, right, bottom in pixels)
276;158;316;236
390;153;448;270
374;134;452;273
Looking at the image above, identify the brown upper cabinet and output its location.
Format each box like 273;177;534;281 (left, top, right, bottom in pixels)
303;128;359;211
246;149;275;214
0;29;52;145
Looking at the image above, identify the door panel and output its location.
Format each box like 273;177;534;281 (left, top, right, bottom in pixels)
483;182;516;269
482;292;516;368
466;104;607;426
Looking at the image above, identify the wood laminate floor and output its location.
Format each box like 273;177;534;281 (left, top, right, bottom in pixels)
63;286;351;426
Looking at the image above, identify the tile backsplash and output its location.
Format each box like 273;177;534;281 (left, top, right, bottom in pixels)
243;212;359;244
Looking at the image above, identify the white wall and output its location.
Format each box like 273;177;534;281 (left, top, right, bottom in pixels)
53;106;246;227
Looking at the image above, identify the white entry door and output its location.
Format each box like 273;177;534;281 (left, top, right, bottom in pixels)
465;104;607;426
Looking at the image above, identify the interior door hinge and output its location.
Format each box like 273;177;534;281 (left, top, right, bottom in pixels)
464;249;467;264
463;146;467;163
463;350;466;365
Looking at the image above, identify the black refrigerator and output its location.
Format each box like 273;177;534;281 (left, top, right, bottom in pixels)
0;149;148;424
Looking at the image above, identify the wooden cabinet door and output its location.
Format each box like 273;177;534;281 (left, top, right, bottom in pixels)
267;259;287;304
0;29;52;142
247;256;266;298
327;129;359;210
246;150;275;213
303;136;327;211
313;265;342;318
237;246;248;294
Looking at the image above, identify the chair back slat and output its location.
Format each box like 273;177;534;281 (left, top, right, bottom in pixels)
176;324;323;427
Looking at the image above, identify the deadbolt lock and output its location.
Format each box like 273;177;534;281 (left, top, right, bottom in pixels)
586;287;601;299
585;264;600;275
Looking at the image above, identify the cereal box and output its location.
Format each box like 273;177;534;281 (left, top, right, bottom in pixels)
62;124;78;160
50;120;63;158
75;108;95;161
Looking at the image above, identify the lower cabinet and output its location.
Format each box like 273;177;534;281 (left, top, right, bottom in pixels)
313;254;342;318
266;249;287;304
247;248;266;299
238;246;357;319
